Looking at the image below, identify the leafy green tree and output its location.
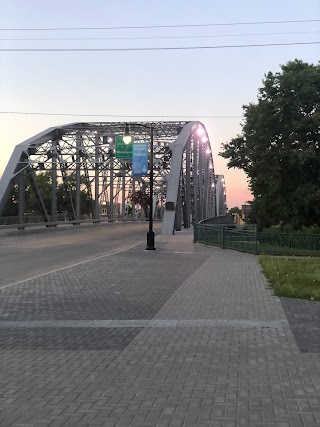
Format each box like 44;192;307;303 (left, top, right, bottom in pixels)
28;172;52;214
220;60;320;229
227;207;242;217
1;172;52;217
1;171;93;218
56;176;93;216
1;185;19;216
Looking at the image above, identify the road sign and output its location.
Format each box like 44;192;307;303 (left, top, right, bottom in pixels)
132;142;148;176
115;136;133;159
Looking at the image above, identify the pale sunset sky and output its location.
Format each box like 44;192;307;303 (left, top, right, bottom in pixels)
0;0;319;208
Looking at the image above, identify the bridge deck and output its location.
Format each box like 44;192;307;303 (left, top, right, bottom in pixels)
0;226;319;426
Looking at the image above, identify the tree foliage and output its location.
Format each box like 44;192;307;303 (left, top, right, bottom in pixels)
220;60;320;229
2;185;19;216
129;190;150;218
227;206;242;217
1;172;93;217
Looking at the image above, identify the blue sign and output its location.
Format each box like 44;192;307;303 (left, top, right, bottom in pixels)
132;142;148;176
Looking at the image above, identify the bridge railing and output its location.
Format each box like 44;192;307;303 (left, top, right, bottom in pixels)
194;224;320;257
0;215;160;232
194;224;257;253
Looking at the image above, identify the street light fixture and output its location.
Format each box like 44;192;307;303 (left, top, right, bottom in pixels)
123;123;155;250
123;123;133;144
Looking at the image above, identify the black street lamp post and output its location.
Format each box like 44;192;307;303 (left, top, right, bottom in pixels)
124;123;155;250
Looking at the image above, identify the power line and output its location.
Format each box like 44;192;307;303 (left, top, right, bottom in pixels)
0;41;319;52
1;30;319;41
0;111;242;119
0;19;319;31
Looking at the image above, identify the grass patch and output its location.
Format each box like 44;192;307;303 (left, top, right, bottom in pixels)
259;256;320;300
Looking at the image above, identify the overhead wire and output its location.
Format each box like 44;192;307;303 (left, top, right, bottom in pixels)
0;112;242;119
0;41;319;52
1;30;319;41
0;19;319;31
0;19;317;122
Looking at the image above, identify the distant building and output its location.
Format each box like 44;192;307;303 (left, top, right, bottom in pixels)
241;204;251;221
215;175;227;216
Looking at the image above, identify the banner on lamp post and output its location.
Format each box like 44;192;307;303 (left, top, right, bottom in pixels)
132;142;148;176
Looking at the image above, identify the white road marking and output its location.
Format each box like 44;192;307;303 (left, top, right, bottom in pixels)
0;241;144;290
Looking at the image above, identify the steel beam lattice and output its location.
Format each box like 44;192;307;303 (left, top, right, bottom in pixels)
0;121;225;234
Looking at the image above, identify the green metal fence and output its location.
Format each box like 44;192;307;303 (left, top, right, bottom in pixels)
194;224;320;256
258;232;320;256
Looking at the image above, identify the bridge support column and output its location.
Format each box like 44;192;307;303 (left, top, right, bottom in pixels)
122;170;125;221
51;140;57;224
76;133;82;221
161;122;198;235
109;155;114;221
185;141;191;228
131;178;136;220
95;134;100;221
199;141;204;220
28;166;50;223
174;185;182;231
192;138;198;223
18;170;25;230
204;153;209;219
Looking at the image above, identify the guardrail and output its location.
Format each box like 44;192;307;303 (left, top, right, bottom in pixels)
0;216;157;232
194;224;320;256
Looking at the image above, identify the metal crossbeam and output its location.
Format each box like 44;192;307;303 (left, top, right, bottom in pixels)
0;121;226;234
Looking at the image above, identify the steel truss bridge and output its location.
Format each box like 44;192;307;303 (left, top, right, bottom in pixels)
0;121;227;235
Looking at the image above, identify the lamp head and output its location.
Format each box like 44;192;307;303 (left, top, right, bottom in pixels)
202;135;208;143
123;123;132;144
197;127;205;136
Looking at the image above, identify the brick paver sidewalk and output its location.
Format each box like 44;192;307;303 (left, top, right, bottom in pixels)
0;231;320;426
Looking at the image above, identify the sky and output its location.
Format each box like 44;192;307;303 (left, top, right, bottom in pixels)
0;0;319;208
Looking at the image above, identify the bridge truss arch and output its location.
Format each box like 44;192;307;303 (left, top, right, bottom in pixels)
0;121;224;234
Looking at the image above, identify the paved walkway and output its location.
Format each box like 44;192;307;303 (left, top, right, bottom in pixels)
0;230;320;426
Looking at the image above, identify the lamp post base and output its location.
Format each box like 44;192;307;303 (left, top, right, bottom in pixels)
146;230;156;250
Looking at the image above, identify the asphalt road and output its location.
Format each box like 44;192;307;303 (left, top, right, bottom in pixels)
0;222;162;288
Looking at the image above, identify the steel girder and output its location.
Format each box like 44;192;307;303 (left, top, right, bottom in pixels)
161;121;216;234
215;175;228;217
0;121;219;233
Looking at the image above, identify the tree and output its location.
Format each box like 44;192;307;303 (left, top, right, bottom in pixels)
227;207;242;217
220;60;320;229
1;185;19;216
1;172;94;218
27;172;52;214
56;176;93;216
129;190;150;218
0;172;52;217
